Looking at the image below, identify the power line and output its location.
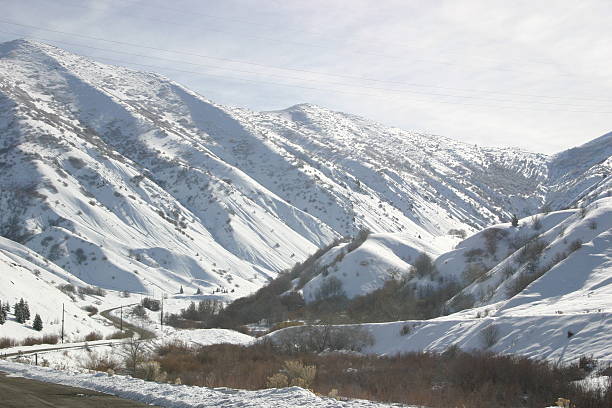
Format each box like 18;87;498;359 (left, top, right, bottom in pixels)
48;0;571;79
1;20;610;105
1;29;608;109
2;33;610;114
84;0;564;70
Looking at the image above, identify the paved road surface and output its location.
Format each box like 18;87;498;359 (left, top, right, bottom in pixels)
0;371;160;407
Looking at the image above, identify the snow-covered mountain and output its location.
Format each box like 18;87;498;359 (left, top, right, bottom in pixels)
266;196;612;362
0;39;610;300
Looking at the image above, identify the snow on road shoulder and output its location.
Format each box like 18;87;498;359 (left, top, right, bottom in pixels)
0;360;408;408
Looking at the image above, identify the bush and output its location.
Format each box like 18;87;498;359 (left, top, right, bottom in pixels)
413;253;436;278
21;337;43;346
78;286;106;297
315;277;345;300
106;330;133;340
153;343;606;408
501;264;515;278
283;360;316;388
0;337;18;349
265;360;316;389
516;238;548;264
131;305;148;319
165;300;224;328
464;248;485;263
449;292;475;312
274;325;374;353
346;229;370;253
138;360;167;382
578;355;597;372
479;324;500;349
83;305;98;316
121;338;150;376
266;372;289;388
506;273;535;298
141;298;161;312
42;334;59;345
400;324;412;336
81;351;120;372
483;228;507;255
448;229;467;239
568;239;583;252
462;263;488;284
84;331;103;342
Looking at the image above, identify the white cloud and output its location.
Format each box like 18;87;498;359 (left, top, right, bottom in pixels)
1;0;611;153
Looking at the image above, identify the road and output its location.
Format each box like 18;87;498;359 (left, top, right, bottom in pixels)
99;304;156;340
1;304;156;359
0;371;159;407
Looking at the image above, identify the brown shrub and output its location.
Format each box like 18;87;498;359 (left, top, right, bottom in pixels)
81;351;120;372
21;337;43;346
84;331;103;342
153;342;605;408
83;305;98;316
42;334;59;345
106;330;133;340
0;337;18;349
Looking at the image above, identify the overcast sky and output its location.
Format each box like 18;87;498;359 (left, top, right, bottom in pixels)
1;0;612;154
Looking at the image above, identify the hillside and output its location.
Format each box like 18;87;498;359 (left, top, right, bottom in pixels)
0;236;117;341
265;197;611;361
0;38;610;302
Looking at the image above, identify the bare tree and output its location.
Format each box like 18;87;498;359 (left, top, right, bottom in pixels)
120;338;149;376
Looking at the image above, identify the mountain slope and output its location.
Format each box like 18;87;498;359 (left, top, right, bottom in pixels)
0;236;116;340
0;39;610;299
266;198;612;362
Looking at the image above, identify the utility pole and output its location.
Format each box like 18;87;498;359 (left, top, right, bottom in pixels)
160;295;164;329
61;303;65;344
120;305;123;331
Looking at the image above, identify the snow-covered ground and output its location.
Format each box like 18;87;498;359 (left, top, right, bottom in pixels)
0;360;409;407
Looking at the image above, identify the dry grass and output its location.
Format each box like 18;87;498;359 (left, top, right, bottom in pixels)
1;334;59;348
154;342;610;408
21;335;59;346
0;337;18;349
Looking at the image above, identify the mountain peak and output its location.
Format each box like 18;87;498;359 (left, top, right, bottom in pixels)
0;40;609;300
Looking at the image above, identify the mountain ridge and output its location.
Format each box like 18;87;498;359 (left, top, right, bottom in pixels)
0;39;610;298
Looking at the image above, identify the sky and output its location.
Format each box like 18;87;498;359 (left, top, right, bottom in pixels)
1;0;612;154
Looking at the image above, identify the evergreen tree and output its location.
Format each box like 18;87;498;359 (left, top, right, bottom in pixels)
179;285;184;294
33;314;43;331
14;301;24;323
195;287;202;295
0;301;6;325
14;298;30;323
511;214;519;227
23;300;30;321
